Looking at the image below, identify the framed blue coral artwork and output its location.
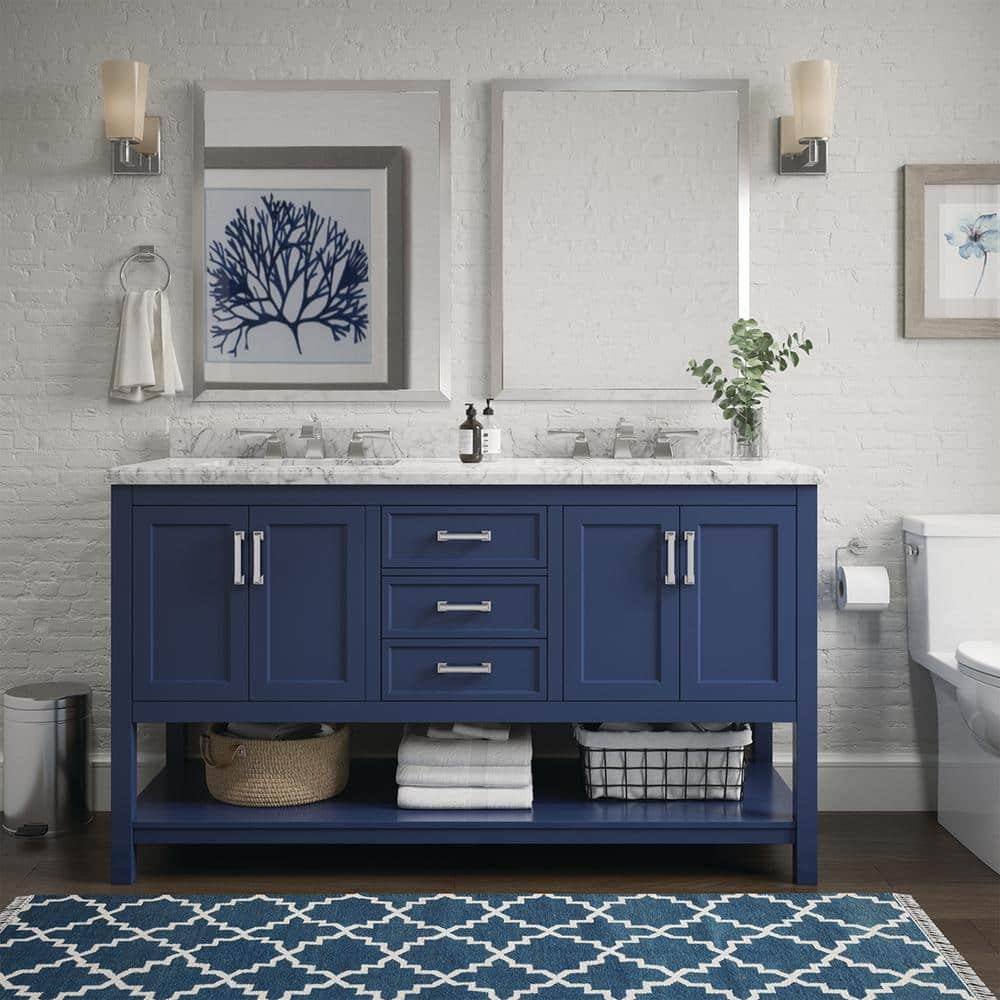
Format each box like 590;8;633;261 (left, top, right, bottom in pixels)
905;164;1000;338
199;146;404;388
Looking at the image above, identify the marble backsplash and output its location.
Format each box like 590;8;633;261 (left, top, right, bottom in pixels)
170;416;731;462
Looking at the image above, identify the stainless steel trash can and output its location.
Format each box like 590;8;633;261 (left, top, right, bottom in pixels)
2;682;92;837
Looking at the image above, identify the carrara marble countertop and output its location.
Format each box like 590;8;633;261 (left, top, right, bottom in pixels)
106;457;823;486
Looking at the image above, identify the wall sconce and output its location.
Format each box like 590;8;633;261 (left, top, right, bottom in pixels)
101;59;161;176
778;59;837;176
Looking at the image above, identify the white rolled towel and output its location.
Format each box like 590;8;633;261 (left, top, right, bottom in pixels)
397;725;531;767
395;763;531;788
397;784;533;810
425;723;510;742
451;722;510;741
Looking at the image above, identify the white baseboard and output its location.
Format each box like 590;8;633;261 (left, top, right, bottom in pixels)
0;751;935;814
774;752;936;812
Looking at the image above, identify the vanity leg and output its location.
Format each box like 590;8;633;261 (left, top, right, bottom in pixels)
111;717;137;885
753;723;773;764
165;723;187;794
793;484;818;886
110;485;136;885
793;723;818;884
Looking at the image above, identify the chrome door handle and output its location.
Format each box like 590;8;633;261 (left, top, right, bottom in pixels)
436;661;493;674
436;530;492;542
664;530;677;586
683;530;696;586
252;530;264;586
437;601;493;613
233;531;246;585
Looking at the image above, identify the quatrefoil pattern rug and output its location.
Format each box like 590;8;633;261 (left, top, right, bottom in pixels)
0;892;993;999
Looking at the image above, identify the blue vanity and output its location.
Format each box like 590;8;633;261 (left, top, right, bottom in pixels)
108;458;819;885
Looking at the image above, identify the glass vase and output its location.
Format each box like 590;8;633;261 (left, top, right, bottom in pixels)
730;408;767;460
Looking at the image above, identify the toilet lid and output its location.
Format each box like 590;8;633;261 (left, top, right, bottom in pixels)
956;641;1000;681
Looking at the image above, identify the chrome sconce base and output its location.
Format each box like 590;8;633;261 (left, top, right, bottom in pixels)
778;117;828;175
111;116;161;176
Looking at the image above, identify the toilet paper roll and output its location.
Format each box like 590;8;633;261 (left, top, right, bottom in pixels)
836;565;890;611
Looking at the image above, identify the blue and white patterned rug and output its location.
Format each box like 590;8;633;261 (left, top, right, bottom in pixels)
0;892;993;999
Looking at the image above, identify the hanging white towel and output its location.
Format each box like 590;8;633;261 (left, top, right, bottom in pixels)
110;290;182;402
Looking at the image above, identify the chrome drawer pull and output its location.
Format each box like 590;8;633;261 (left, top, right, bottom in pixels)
233;531;246;586
437;600;492;613
436;661;493;674
663;530;676;586
683;529;696;586
252;530;264;586
436;529;493;542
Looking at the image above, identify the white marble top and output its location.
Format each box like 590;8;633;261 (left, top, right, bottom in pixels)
106;457;823;486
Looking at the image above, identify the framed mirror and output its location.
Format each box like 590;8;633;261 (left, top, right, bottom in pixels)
491;79;749;400
194;81;452;402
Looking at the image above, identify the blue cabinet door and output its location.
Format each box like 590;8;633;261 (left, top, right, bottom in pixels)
564;507;680;701
679;505;797;701
249;507;365;701
133;506;249;701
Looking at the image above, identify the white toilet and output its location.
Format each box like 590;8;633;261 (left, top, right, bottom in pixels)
904;514;1000;873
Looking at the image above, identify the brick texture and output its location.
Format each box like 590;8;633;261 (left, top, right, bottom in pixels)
1;0;999;759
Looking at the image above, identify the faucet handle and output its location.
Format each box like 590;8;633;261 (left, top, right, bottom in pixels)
347;428;393;460
652;426;700;459
548;429;590;458
236;428;285;459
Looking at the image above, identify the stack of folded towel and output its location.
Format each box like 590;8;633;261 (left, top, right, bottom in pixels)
396;724;533;809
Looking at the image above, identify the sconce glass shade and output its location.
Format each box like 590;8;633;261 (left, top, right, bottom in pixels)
135;115;160;157
101;60;149;141
790;59;837;140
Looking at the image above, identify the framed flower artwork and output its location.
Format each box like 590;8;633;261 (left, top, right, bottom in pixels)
905;164;1000;338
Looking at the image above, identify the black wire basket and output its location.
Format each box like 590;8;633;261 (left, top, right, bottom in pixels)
575;724;752;802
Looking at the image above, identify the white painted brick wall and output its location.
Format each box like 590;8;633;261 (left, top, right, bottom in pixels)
2;0;999;763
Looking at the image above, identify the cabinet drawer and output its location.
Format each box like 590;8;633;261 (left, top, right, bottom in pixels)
384;577;545;637
383;507;545;569
383;642;546;700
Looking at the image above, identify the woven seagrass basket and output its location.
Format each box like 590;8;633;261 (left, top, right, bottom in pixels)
199;724;349;807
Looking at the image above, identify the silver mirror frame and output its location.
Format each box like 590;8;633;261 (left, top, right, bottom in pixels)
194;80;452;403
490;78;750;401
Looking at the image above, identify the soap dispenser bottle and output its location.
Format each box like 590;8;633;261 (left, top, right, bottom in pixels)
458;403;483;464
481;398;501;461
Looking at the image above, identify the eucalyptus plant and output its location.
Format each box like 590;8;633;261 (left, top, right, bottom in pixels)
687;318;814;442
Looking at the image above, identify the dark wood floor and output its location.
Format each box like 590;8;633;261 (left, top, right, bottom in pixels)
3;813;998;992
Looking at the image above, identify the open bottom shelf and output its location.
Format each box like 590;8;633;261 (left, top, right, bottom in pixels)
134;758;794;846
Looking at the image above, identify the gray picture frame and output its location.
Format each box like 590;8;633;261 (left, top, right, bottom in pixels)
197;146;404;393
904;164;1000;339
193;80;452;403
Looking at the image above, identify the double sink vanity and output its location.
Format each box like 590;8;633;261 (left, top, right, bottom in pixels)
108;452;820;885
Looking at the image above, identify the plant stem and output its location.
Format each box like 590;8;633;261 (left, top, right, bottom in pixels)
975;251;988;297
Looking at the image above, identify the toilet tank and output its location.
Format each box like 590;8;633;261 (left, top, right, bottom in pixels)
904;514;1000;659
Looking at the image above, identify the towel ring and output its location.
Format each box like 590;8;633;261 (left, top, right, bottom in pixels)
120;246;170;293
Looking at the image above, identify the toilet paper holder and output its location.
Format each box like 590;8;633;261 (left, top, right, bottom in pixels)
834;537;868;580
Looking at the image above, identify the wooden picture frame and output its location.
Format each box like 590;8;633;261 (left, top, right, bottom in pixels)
904;164;1000;339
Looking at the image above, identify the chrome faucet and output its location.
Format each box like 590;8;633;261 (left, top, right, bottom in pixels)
612;420;637;460
236;428;285;459
548;429;591;458
299;422;325;459
652;426;700;459
347;428;393;460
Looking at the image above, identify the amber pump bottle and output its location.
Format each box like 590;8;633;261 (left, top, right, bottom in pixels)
458;403;483;464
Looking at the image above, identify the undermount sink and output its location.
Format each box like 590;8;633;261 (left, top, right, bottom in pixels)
189;457;401;467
